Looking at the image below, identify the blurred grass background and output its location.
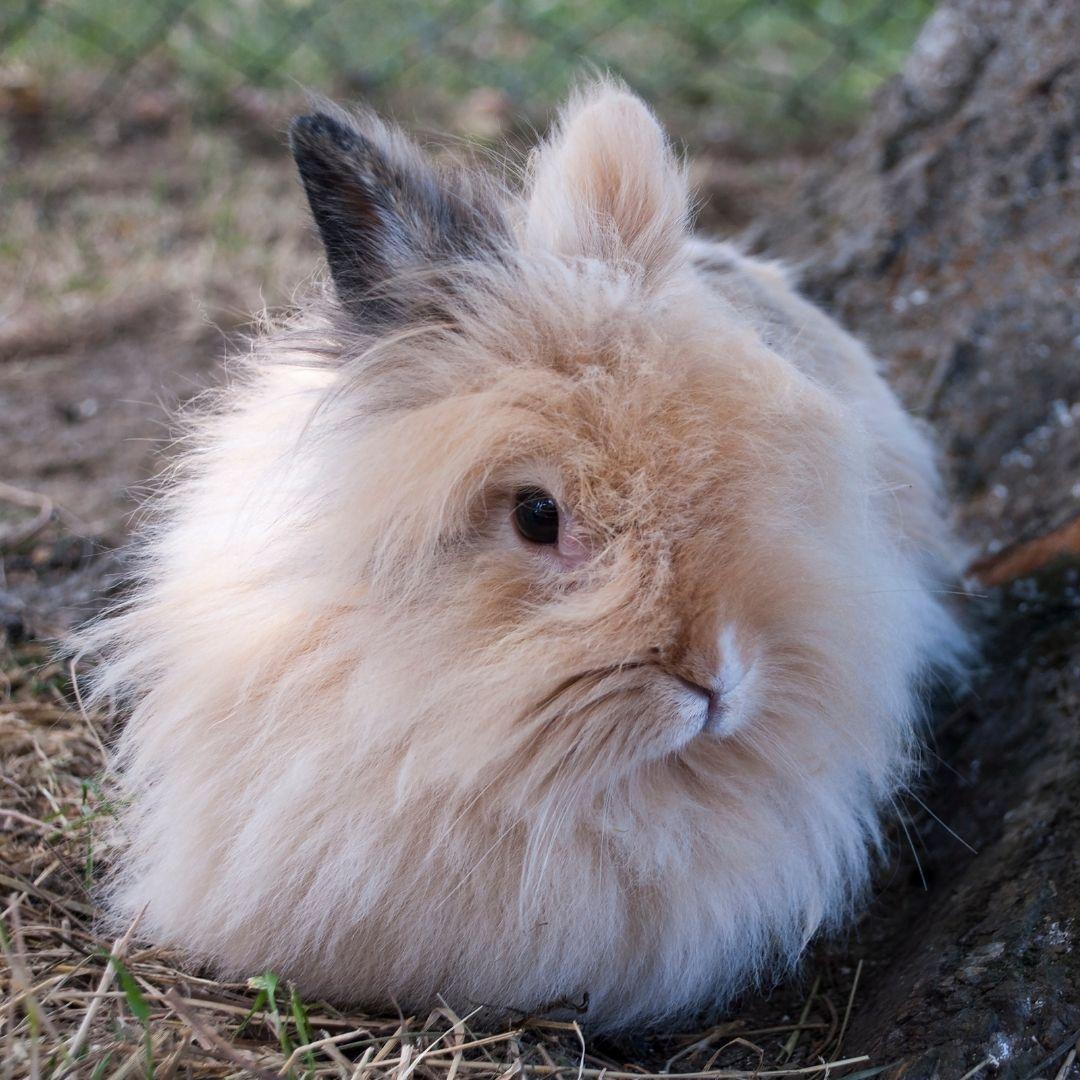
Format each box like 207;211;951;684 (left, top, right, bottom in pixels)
2;0;934;146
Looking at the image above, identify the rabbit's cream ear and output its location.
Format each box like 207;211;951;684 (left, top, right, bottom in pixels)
290;109;506;325
524;85;690;278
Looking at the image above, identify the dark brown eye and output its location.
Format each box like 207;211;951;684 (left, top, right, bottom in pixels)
513;488;559;545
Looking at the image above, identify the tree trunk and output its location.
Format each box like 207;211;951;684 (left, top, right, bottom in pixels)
754;1;1080;1075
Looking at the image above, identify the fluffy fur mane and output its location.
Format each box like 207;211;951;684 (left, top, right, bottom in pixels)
82;82;968;1031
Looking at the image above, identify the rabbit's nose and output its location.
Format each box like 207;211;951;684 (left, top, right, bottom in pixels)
669;672;728;732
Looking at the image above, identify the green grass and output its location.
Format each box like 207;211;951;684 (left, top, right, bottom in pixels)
4;0;934;143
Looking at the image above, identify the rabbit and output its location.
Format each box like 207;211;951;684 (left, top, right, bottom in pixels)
85;82;969;1031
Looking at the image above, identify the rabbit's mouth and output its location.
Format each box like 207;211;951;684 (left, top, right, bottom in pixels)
632;647;757;744
518;656;755;775
650;671;740;752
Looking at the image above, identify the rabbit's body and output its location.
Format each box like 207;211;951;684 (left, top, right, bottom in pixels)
89;87;967;1030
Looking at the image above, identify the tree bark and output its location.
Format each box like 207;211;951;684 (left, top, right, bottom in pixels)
755;1;1080;1075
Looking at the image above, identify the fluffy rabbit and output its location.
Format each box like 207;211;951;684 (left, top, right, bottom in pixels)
87;83;968;1030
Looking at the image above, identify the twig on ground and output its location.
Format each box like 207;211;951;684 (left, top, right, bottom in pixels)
0;481;54;549
780;975;820;1063
64;908;144;1065
833;960;863;1060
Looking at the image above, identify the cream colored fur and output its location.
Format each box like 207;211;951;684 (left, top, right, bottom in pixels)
85;84;968;1031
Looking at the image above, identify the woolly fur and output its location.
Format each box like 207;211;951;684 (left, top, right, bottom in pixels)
84;83;968;1031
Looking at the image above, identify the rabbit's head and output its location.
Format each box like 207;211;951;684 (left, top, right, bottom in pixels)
275;92;929;799
93;85;965;1028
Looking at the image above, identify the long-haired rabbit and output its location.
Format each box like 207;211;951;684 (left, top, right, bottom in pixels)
86;83;968;1030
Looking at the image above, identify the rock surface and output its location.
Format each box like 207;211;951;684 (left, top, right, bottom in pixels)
755;1;1080;1074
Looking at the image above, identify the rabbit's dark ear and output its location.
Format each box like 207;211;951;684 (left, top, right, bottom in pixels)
290;110;505;325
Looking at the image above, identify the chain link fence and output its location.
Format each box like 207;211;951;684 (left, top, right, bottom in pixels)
2;0;933;144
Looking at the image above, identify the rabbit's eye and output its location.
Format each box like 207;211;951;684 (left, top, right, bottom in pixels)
513;489;560;545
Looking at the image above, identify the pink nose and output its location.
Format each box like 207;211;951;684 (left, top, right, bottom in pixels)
673;674;727;733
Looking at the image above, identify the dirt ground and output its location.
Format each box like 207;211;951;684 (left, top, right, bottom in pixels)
1;97;317;540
